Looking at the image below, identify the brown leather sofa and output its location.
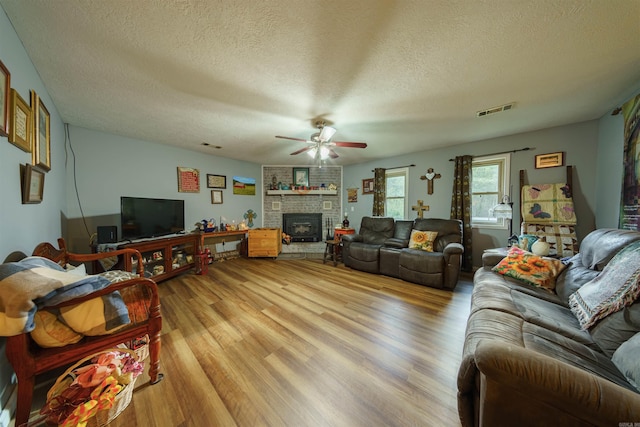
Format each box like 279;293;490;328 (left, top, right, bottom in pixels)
458;228;640;426
342;216;464;289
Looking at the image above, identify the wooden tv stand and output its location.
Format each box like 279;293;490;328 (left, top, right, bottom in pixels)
116;233;199;282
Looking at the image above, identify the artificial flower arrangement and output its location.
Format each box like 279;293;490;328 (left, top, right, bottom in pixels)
281;232;291;245
39;349;144;426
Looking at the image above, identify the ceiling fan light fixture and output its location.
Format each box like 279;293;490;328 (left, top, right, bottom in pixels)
319;125;336;142
307;145;330;160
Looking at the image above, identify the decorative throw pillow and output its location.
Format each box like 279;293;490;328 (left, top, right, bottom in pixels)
518;234;539;252
408;230;438;252
612;332;640;391
492;246;567;292
568;240;640;330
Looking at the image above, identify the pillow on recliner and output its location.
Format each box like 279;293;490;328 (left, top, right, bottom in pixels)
408;230;437;252
492;246;567;292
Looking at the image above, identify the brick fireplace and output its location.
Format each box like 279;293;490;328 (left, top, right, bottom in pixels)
262;165;343;256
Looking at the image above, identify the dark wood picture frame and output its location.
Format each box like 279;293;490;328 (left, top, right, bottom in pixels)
211;190;223;204
0;60;9;137
535;151;564;169
362;178;374;194
293;167;309;187
21;163;45;204
9;89;31;152
207;174;227;188
31;90;51;171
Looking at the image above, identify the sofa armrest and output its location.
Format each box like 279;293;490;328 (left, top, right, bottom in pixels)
481;249;508;268
468;340;640;426
342;234;362;244
384;238;409;249
443;242;464;257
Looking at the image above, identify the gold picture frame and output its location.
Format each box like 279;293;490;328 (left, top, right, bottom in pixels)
9;89;31;152
211;190;223;204
177;166;200;192
21;163;45;204
535;152;564;169
0;60;10;137
31;91;51;171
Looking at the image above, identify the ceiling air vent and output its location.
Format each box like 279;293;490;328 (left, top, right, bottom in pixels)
476;102;515;117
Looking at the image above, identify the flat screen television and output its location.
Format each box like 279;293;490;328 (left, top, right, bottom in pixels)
121;196;185;240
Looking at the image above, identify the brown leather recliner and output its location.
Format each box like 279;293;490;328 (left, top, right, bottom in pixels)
342;217;395;273
397;218;464;289
343;217;464;289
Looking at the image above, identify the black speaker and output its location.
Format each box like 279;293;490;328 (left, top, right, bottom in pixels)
97;226;118;244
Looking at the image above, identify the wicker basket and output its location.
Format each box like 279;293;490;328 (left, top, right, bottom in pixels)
45;348;140;427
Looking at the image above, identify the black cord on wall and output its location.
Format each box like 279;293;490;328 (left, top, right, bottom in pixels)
65;123;93;240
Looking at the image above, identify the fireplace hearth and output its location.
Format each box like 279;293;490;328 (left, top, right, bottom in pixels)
283;213;323;242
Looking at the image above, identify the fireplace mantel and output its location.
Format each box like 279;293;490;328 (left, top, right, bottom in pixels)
266;189;337;196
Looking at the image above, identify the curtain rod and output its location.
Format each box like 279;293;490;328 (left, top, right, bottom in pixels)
448;147;533;161
371;164;415;172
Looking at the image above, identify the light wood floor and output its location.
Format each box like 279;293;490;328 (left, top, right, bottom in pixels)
46;258;473;427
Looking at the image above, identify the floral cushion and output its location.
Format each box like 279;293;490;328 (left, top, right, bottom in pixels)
492;246;567;292
408;230;438;252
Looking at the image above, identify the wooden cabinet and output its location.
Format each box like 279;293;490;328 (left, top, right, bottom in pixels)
120;234;198;282
248;228;282;258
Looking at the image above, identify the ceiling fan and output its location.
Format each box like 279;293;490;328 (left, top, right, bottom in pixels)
275;121;367;161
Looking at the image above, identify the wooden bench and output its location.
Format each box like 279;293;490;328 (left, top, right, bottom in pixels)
4;238;163;426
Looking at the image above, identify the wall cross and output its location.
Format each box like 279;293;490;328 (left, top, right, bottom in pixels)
412;200;430;219
419;168;441;194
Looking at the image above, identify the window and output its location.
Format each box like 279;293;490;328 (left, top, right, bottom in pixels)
471;154;511;228
385;168;408;220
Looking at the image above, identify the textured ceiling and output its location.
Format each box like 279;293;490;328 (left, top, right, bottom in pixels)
2;0;639;166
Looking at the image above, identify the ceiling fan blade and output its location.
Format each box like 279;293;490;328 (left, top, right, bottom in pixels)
290;146;313;155
333;141;368;148
276;135;307;142
328;148;339;159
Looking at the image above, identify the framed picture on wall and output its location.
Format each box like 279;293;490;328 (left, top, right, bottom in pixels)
362;178;374;194
31;90;51;171
0;60;10;137
177;166;200;192
9;89;31;152
535;152;564;169
207;174;226;188
21;163;45;204
211;190;223;204
293;167;309;187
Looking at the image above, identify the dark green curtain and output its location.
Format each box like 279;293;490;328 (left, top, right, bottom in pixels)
450;155;473;272
372;168;386;216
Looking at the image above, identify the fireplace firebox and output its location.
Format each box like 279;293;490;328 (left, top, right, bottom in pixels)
282;213;323;242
